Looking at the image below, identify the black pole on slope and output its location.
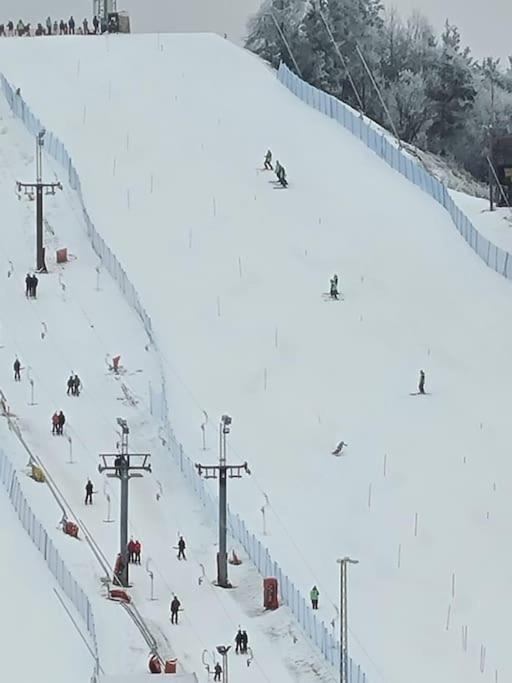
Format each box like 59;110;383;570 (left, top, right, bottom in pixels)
98;418;151;587
16;130;62;273
195;415;250;588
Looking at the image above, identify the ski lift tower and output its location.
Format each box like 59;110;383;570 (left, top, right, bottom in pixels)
94;0;116;23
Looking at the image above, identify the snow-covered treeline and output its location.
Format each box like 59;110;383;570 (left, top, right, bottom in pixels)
245;0;512;182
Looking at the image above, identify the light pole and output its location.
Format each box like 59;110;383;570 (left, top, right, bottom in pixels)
216;645;231;683
337;557;359;683
195;415;250;588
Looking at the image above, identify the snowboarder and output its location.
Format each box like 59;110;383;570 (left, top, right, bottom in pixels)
235;629;243;654
73;374;81;396
134;539;141;564
13;358;21;381
66;374;74;395
177;535;186;560
329;276;339;300
85;479;94;505
57;410;65;435
264;149;273;171
214;663;222;681
241;630;248;654
418;370;425;395
332;440;347;456
51;411;59;435
310;585;319;610
68;16;75;34
170;596;181;624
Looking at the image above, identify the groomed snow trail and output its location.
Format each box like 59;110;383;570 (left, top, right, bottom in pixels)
0;89;332;682
2;32;512;683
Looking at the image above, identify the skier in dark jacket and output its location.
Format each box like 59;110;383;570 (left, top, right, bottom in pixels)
57;411;65;435
67;375;74;395
276;162;288;187
330;276;339;300
177;536;186;560
32;274;38;298
418;370;425;395
85;479;94;505
13;358;21;381
73;374;81;396
241;630;248;654
264;149;273;171
214;663;222;681
92;15;99;33
170;596;181;624
83;18;89;35
59;19;66;34
235;629;243;654
25;273;31;297
68;16;75;34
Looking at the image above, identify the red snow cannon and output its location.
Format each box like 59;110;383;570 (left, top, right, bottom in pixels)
63;521;79;538
164;658;177;673
149;654;162;673
263;577;279;610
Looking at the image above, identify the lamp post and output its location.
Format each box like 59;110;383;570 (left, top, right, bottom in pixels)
337;557;359;683
216;645;231;683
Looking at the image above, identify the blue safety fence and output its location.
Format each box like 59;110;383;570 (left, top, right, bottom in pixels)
0;447;100;680
277;62;512;281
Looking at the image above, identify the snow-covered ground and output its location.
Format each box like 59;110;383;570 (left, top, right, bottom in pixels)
0;490;92;683
0;77;331;683
450;189;512;252
2;31;512;683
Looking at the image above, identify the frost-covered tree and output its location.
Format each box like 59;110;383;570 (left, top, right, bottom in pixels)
385;69;431;143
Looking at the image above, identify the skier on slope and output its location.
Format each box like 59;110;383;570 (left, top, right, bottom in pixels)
13;358;21;381
170;596;181;624
177;535;186;560
241;630;248;654
418;370;426;395
277;163;288;188
134;540;141;564
329;275;339;300
85;479;94;505
214;663;222;682
310;585;319;609
264;149;273;171
57;410;65;435
51;411;59;435
235;629;243;654
73;374;81;396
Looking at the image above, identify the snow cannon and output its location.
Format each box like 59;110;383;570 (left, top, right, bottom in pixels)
164;659;177;673
63;520;79;538
263;577;279;610
109;588;131;603
30;464;45;483
148;654;162;673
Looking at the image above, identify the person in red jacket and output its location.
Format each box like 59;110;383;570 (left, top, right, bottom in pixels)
134;540;141;564
127;539;136;563
51;411;59;435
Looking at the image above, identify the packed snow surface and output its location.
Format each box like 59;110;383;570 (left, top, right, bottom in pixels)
1;32;512;683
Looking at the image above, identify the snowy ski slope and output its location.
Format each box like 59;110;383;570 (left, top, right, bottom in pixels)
1;32;512;683
0;81;331;682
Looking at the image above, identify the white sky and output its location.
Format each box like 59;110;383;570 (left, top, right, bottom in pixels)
1;0;510;63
